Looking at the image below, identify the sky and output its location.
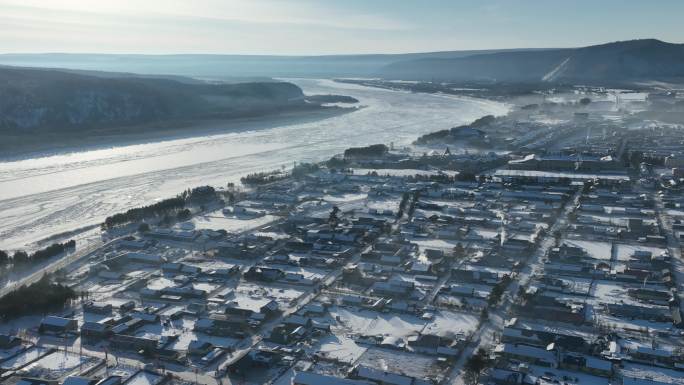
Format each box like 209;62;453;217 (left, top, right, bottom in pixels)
1;0;683;55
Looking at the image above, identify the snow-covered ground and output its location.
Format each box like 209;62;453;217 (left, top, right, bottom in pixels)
189;211;278;233
352;168;459;177
0;78;508;250
564;239;612;260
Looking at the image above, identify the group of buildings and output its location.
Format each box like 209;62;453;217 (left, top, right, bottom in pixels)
1;93;684;385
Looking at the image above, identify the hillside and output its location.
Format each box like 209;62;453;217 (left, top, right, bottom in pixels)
0;66;308;134
0;49;538;79
380;39;684;84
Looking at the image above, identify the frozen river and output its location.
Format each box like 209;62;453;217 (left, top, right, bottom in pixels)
0;79;508;250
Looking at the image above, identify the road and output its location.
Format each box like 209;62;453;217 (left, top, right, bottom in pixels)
446;187;582;385
654;193;684;306
212;191;413;383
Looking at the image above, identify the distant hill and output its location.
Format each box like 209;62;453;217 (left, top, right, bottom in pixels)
380;39;684;84
2;40;681;84
0;66;307;134
0;49;537;79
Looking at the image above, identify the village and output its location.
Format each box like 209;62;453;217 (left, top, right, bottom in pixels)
1;90;684;385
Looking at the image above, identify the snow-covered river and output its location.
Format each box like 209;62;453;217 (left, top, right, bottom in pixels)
0;79;508;250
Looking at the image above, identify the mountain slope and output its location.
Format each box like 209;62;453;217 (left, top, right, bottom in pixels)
0;66;306;133
380;39;684;83
0;49;542;79
546;39;684;82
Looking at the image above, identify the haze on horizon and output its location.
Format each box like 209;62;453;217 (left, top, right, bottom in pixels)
1;0;683;55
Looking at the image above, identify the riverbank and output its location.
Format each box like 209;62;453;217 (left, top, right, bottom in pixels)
0;79;508;251
0;105;356;161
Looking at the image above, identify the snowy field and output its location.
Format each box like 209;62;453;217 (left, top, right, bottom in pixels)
19;350;100;380
0;345;49;370
0;78;508;250
357;347;446;381
190;211;278;233
310;305;478;364
126;370;164;385
614;243;668;261
564;239;612;260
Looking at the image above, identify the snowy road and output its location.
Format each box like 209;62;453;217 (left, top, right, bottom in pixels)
446;187;582;385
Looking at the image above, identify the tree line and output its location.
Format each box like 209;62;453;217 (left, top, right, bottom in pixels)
241;163;320;185
241;170;289;185
343;144;389;159
0;274;77;321
0;240;75;272
103;185;218;229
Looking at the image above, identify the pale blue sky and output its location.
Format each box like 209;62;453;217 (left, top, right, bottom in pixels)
1;0;682;54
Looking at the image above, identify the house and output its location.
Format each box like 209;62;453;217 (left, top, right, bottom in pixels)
216;242;264;259
446;284;475;297
243;266;285;282
110;334;158;352
146;228;199;242
83;302;113;315
501;324;588;353
284;315;313;329
228;347;286;375
560;353;613;377
452;267;499;284
407;333;461;356
162;262;201;275
117;238;152;251
62;376;98;385
529;299;587;325
194;317;248;338
124;252;166;265
188;340;213;356
93;376;123;385
350;365;433;385
268;323;308;345
606;303;671;323
300;302;327;317
424;249;445;260
489;368;526;385
0;334;22;349
632;346;679;366
81;321;112;341
111;317;144;335
158;285;206;299
261;300;280;315
119;300;136;313
372;280;414;297
293;372;375;385
493;343;557;368
15;379;58;385
39;316;78;335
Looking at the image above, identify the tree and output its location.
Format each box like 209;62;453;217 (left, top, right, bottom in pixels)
328;206;340;229
0;274;77;321
397;192;410;219
177;209;192;221
488;274;511;306
138;223;151;233
480;307;489;321
292;162;319;179
453;242;465;260
12;251;30;266
464;348;489;385
629;151;644;169
0;250;8;267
